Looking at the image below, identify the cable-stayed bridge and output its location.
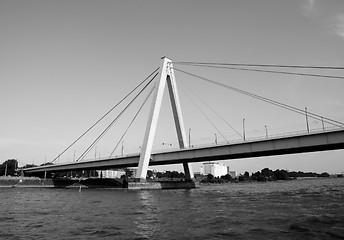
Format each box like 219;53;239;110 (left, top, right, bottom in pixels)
23;57;344;182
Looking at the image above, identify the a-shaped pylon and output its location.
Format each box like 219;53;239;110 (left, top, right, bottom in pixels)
135;57;194;181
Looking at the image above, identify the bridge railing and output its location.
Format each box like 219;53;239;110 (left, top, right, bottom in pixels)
60;126;343;163
150;126;344;154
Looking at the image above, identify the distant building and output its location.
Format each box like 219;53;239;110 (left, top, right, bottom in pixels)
200;162;232;177
97;169;125;179
228;171;236;178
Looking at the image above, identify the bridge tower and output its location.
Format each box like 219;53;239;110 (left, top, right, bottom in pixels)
135;57;194;181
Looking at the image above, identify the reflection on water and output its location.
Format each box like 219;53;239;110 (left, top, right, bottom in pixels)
0;178;343;239
135;191;161;239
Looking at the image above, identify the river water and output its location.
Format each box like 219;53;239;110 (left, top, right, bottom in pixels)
0;178;343;240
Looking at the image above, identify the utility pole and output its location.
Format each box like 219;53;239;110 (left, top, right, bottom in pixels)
215;133;217;144
305;107;310;133
4;164;7;177
121;141;124;156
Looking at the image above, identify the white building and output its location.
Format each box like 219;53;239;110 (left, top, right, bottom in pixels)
98;169;125;179
200;162;231;177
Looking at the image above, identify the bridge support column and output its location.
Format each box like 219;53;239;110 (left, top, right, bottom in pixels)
135;57;193;181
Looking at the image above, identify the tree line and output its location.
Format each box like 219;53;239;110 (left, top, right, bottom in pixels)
202;167;330;183
0;159;18;176
124;169;185;180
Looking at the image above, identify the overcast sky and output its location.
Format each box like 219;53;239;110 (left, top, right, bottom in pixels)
1;0;344;174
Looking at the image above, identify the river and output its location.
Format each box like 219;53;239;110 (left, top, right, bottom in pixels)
0;178;343;239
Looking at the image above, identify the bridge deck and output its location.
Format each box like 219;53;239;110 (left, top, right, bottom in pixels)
24;129;344;173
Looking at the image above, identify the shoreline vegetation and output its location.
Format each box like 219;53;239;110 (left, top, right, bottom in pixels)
200;168;334;184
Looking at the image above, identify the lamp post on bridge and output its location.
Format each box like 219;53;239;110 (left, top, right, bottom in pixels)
265;125;268;139
189;128;191;148
305;107;310;133
121;141;124;156
215;133;217;145
243;118;246;141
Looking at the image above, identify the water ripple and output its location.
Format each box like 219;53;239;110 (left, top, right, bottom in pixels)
0;178;343;239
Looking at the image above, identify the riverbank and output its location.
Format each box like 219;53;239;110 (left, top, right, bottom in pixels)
0;176;54;188
199;176;337;184
0;177;197;189
1;176;337;189
0;177;126;188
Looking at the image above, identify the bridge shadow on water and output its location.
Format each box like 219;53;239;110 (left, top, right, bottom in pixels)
51;178;198;190
52;178;125;188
